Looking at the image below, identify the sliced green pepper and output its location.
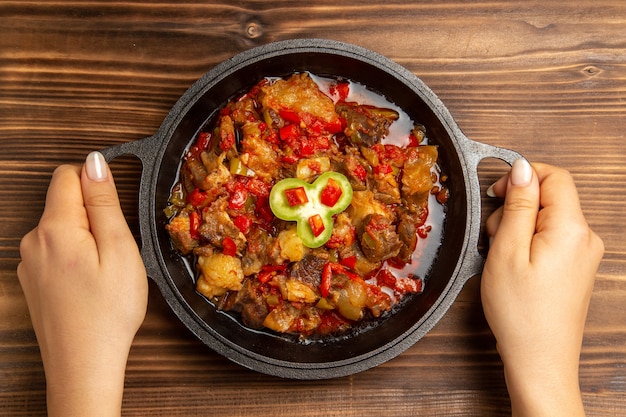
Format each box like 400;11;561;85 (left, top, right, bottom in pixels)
269;171;353;248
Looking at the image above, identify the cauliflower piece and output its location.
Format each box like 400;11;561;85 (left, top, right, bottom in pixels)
196;253;244;298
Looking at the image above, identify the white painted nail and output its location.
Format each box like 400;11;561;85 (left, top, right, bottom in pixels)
85;151;108;181
510;158;532;186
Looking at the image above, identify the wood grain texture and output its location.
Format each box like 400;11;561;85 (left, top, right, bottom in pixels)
1;1;625;416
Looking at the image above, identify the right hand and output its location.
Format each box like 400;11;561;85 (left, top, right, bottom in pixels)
481;160;604;417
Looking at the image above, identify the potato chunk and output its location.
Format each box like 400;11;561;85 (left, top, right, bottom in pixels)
196;254;244;298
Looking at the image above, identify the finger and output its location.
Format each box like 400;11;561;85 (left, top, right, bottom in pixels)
485;206;503;238
532;163;586;227
486;172;509;198
81;151;135;259
488;158;539;264
39;165;89;232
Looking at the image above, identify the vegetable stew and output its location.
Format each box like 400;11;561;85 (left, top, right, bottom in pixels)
165;73;448;338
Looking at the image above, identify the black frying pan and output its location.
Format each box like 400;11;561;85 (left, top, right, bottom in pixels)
101;39;522;379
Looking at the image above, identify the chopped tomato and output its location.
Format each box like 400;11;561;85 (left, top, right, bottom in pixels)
228;181;248;210
189;211;201;240
279;123;301;142
351;164;367;183
285;187;309;206
279;109;301;124
187;188;209;207
330;82;350;102
246;177;271;198
320;178;343;207
308;214;325;237
196;131;211;151
233;215;252;234
219;130;235;151
257;264;287;284
320;263;333;298
395;276;423;294
376;269;396;288
417;225;432;239
373;163;393;176
339;255;357;269
222;237;237;256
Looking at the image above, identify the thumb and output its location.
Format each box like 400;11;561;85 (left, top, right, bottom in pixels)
488;158;540;264
81;151;135;259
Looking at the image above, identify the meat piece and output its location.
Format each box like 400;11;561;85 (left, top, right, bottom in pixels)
184;157;209;190
200;151;231;194
359;214;402;263
241;226;275;276
199;200;246;252
229;279;269;329
165;211;198;255
290;252;331;288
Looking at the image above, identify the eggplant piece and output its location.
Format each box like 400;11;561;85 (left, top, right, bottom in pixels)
336;102;399;146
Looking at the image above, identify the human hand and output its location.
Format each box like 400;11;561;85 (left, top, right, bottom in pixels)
481;159;603;417
17;151;148;417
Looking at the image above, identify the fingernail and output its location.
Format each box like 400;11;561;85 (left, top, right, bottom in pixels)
510;158;532;186
85;151;108;181
486;183;497;197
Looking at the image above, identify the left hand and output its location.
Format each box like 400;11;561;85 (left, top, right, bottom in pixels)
17;151;148;417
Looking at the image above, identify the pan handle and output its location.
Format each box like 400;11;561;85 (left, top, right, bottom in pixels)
457;137;525;283
99;135;163;280
100;134;161;165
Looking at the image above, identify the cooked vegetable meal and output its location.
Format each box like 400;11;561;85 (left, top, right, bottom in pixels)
165;73;448;337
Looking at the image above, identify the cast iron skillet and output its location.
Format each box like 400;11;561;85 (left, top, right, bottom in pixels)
101;39;522;380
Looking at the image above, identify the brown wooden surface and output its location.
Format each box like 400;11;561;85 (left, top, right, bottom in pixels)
1;1;625;416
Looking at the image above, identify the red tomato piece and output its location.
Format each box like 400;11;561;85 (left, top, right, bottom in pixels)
279;109;301;124
330;82;350;102
219;131;235;151
373;163;393;176
320;263;333;298
196;132;211;151
352;164;367;183
233;215;252;234
189;211;201;240
320;178;343;207
339;255;357;269
222;237;237;256
228;182;248;210
279;124;302;143
284;187;309;206
257;264;287;284
187;188;209;207
308;214;325;237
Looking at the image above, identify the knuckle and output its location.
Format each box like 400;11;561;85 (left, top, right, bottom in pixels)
503;194;538;213
85;191;119;208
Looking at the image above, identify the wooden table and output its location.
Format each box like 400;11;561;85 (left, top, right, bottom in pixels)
2;1;625;415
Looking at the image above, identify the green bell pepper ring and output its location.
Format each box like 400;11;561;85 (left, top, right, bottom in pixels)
269;171;353;248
